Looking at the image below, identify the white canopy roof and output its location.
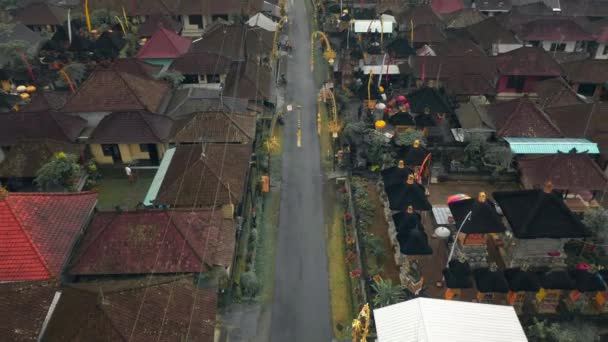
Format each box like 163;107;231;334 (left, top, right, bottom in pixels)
353;19;394;33
374;298;528;342
361;65;400;75
247;13;277;32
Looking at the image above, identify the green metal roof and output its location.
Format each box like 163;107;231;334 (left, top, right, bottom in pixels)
143;147;175;206
504;138;599;154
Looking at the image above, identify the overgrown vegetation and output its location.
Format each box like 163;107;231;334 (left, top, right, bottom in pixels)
371;279;405;308
583;207;608;244
35;152;81;191
463;135;513;175
343;122;393;170
526;318;598;342
395;130;426;147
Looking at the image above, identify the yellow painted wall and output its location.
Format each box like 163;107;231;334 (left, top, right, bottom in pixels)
90;144;113;164
118;144;133;163
128;144;150;160
158;144;167;159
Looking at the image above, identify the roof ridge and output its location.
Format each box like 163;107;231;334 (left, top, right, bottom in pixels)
97;301;130;341
199;153;233;203
115;71;153;111
137;111;167;142
168;212;212;265
68;212;121;271
3;200;52;278
218;111;252;140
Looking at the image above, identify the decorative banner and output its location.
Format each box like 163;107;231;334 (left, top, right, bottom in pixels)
418;152;432;183
536;288;546;302
67;8;72;43
60;69;76;94
410;19;414;43
122;6;129;30
84;0;92;32
17;50;35;81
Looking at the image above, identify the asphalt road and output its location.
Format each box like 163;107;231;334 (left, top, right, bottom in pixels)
269;0;333;341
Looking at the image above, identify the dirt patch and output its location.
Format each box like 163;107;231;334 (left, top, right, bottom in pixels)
364;180;401;284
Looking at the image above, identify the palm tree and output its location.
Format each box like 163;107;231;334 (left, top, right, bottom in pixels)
372;279;405;308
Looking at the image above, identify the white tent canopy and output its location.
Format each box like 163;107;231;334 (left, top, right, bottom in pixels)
374;298;528;342
247;13;277;32
361;65;400;75
353;19;394;33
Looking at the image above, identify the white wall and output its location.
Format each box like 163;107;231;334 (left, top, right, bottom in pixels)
492;43;524;55
595;42;608;59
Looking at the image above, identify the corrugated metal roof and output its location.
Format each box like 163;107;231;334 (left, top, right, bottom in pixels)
374;298;528;342
504;138;599;154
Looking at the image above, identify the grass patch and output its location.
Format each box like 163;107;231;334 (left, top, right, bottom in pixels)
96;168;155;210
318;100;334;172
327;194;354;338
255;189;280;304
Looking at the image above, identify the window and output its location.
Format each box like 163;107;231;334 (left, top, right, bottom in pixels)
603;44;608;55
550;42;567;52
506;75;525;92
101;144;116;157
578;83;596;97
206;74;221;83
182;74;199;84
139;144;150;152
188;15;203;28
528;40;541;47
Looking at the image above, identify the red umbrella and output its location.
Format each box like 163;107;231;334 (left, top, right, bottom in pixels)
447;193;471;204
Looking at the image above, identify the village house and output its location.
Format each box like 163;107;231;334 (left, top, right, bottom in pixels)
13;2;66;33
136;25;192;68
178;0;263;37
494;46;563;95
164;87;250;118
562;60;608;99
68;209;235;276
170;110;257;144
514;18;594;54
146;144;252;213
0;189;97;281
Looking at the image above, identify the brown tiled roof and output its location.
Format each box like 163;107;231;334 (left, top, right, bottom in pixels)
245;27;274;59
441;9;486;29
0;140;84;178
433;34;486;56
155;144;252;208
138;14;183;37
42;276;217;342
89;111;173;144
20;91;70;112
494;46;563;76
519;154;607;191
84;0;180;16
397;5;443;28
466;17;521;51
0;112;87;145
223;61;273;101
170;52;233;75
171;111;256;144
412;56;496;79
0;281;58;342
178;0;263;15
587;19;608;43
516;18;594;42
190;22;246;61
412;24;446;43
545;102;608;158
14;3;66;26
69;210;234;275
62;67;170;113
534;77;587;108
487;97;563;138
444;74;497;96
562;60;608;84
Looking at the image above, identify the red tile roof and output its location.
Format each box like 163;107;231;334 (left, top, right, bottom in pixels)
136;26;191;59
517;18;594;42
487;97;563;138
562;60;608;84
0;281;59;342
494;46;563;76
42;276;216;342
431;0;464;14
14;3;66;26
69;210;235;275
0;192;97;281
89;111;173;144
